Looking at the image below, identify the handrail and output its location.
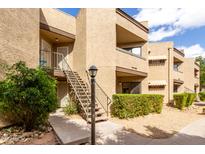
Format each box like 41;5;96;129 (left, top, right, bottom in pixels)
86;70;112;116
184;87;195;93
51;51;90;120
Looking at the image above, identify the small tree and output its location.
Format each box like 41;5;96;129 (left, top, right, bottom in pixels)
0;61;57;131
196;56;205;91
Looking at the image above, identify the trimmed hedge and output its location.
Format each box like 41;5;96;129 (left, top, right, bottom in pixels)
186;93;197;107
199;92;205;101
111;94;164;119
173;93;196;110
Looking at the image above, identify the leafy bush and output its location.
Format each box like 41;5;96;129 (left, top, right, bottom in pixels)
111;94;164;119
199;92;205;101
173;93;188;110
173;93;196;110
186;93;197;107
63;101;78;115
0;61;57;131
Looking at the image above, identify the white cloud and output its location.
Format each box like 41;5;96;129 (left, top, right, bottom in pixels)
133;8;205;41
177;44;205;58
149;27;181;41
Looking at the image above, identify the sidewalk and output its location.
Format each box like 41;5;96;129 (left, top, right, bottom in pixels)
49;109;205;145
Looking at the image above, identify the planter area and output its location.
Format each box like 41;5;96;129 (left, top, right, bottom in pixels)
0;124;59;145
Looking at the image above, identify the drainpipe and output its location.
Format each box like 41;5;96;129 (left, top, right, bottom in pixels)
168;48;171;104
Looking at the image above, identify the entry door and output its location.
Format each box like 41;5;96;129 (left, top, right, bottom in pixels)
40;39;52;67
56;46;69;69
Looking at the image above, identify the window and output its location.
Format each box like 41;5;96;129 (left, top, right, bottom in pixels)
122;82;141;94
149;60;165;66
123;47;141;56
173;85;179;93
173;64;180;71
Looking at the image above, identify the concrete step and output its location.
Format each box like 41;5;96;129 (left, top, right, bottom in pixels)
87;116;108;123
88;110;105;117
49;115;90;145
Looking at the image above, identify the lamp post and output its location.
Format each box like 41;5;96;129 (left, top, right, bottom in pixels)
88;65;98;145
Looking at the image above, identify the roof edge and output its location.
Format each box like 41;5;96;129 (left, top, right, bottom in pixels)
116;8;149;33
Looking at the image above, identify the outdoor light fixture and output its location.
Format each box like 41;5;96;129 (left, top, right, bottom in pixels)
88;65;98;78
88;65;98;145
55;38;59;42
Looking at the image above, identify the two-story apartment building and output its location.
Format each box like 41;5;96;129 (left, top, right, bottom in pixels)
148;42;200;103
0;8;200;121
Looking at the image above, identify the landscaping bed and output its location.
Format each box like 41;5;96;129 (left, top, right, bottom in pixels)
111;104;205;139
0;124;59;145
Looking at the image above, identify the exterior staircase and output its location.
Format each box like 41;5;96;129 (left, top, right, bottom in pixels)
53;52;110;123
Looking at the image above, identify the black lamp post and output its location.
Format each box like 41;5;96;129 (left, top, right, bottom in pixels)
88;65;98;145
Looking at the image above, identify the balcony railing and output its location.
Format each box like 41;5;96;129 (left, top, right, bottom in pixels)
116;47;146;60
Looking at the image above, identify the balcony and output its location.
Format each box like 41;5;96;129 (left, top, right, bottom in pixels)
173;48;185;63
116;47;147;74
173;70;184;85
116;9;148;41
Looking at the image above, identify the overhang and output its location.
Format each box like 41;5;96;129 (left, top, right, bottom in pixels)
116;66;147;77
174;79;184;85
148;56;167;61
40;23;75;43
148;80;167;86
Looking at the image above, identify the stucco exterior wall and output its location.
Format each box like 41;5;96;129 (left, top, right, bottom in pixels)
0;9;40;76
85;8;117;99
40;8;76;35
148;42;174;103
184;58;200;93
72;9;87;80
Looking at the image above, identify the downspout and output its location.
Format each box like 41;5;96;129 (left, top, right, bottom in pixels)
168;48;171;104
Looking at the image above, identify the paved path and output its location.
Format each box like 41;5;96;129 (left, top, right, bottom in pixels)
49;109;205;145
97;118;205;145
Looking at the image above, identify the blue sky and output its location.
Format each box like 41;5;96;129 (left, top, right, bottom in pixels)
58;8;205;58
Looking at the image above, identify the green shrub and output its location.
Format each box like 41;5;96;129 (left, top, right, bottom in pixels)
0;61;57;131
63;101;78;115
111;94;164;119
173;93;188;110
186;93;197;107
199;92;205;101
174;93;197;110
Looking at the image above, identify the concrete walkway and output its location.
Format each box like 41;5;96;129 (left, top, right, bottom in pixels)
97;118;205;145
49;110;90;145
49;109;205;145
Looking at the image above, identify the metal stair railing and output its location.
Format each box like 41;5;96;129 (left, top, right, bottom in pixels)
184;87;195;93
52;52;91;121
86;71;112;117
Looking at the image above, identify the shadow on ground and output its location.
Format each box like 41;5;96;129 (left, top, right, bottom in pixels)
97;126;205;145
126;126;178;139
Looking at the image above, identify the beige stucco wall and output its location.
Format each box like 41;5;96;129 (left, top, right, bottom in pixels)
148;42;200;103
85;8;117;99
72;9;87;80
148;42;174;103
40;8;76;35
0;8;40;78
184;58;200;93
